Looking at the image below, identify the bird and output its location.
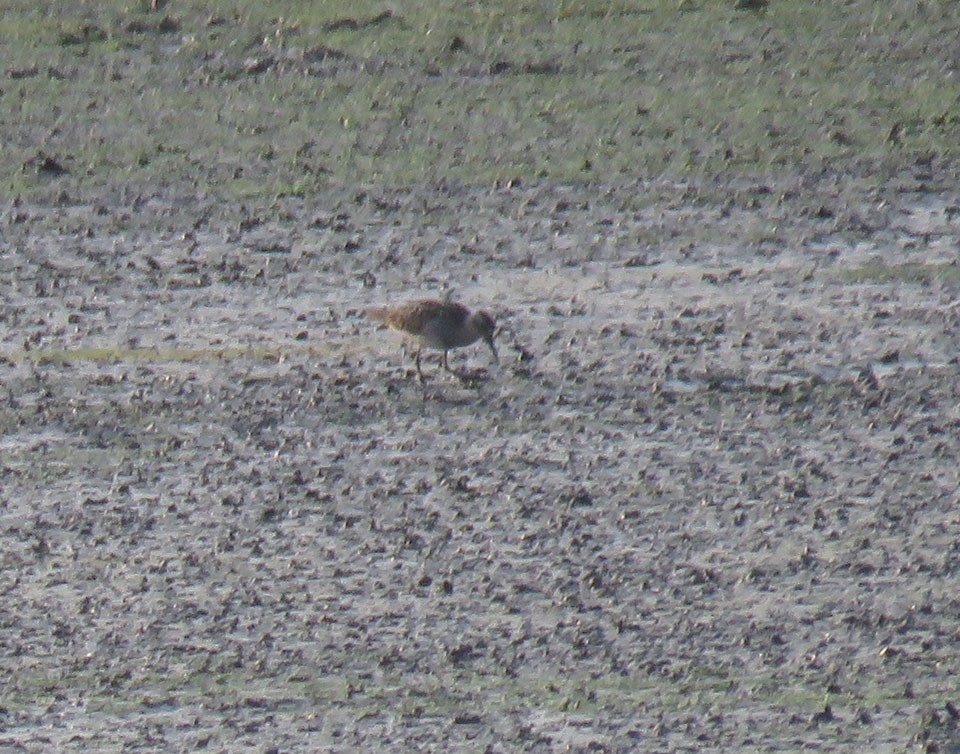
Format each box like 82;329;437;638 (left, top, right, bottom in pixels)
364;299;498;381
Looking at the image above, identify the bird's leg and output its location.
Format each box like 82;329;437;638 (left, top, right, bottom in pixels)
443;351;480;384
415;346;425;382
443;350;470;380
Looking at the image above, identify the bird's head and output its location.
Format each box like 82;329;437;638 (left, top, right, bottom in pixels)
471;310;498;363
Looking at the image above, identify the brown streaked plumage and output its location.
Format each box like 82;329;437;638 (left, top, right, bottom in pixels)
365;299;498;380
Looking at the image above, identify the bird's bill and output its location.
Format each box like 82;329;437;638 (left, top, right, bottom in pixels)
486;336;499;363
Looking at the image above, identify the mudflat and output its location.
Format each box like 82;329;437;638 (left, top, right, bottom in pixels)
2;2;959;752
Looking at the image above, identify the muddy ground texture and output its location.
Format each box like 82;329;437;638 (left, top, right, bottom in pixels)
1;174;960;752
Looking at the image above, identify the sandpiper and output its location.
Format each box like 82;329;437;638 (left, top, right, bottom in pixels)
365;299;498;380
